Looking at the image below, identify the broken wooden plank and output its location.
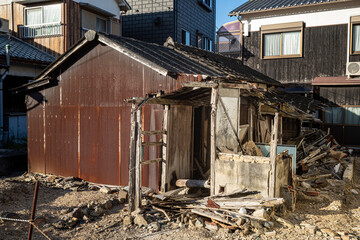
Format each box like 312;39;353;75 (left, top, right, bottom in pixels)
142;142;163;146
175;179;210;189
142;158;162;165
142;130;165;135
191;209;237;227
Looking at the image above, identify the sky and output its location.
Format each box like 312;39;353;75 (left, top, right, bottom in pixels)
216;0;247;30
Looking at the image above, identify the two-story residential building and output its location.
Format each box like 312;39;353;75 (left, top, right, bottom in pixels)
0;0;131;57
229;0;360;146
0;19;54;145
122;0;216;51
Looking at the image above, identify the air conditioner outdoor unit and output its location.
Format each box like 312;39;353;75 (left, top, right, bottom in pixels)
0;19;9;33
346;62;360;76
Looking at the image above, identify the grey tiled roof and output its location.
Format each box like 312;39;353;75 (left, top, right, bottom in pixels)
0;34;55;63
230;0;340;15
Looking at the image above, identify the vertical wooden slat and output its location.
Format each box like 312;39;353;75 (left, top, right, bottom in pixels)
248;106;253;141
161;105;169;193
135;107;143;209
269;112;279;198
128;104;136;212
210;87;219;196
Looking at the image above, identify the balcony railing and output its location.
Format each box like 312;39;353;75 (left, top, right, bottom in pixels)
19;23;63;39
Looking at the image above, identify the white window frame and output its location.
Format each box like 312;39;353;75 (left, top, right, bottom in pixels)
261;22;304;59
350;16;360;55
24;4;62;26
96;16;108;33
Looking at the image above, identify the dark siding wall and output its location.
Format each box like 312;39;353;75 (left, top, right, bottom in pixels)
319;86;360;106
243;24;360;84
122;0;175;44
122;0;216;47
176;0;216;48
27;43;195;186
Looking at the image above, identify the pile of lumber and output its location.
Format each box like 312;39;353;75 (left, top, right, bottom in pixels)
288;129;354;192
141;188;285;231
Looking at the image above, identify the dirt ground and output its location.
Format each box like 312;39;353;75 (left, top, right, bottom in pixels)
0;158;359;240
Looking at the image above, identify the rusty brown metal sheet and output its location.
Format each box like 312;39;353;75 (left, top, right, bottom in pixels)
27;43;198;187
27;94;45;174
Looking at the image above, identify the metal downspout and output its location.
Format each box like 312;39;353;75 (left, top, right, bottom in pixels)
237;13;244;62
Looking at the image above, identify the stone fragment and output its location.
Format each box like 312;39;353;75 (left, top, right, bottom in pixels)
134;214;148;227
100;186;112;194
263;221;274;229
195;219;204;228
90;206;105;217
239;207;247;215
118;190;128;203
149;222;160;232
301;182;312;189
236;218;245;226
204;222;218;231
302;224;318;234
265;231;276;237
321;228;337;237
71;208;84;219
350;189;359;195
123;216;132;226
103;199;113;210
130;208;142;217
252;208;269;220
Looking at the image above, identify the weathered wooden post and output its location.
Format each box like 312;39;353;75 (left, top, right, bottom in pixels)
161;105;169;193
134;107;143;210
128;104;137;212
269;112;279;198
210;86;219;196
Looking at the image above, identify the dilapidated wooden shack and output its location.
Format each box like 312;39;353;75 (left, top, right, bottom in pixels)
126;41;326;210
14;30;291;188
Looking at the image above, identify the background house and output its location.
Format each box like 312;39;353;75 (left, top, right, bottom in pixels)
122;0;216;51
223;0;360;146
0;0;131;57
0;21;54;145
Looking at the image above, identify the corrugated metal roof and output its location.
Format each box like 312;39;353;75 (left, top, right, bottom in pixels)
14;31;281;93
101;33;280;85
230;0;341;15
0;34;55;63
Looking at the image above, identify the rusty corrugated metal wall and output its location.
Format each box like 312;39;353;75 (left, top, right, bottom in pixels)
27;43;196;187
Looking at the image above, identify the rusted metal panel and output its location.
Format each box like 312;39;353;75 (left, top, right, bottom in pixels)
44;106;61;175
79;106;98;183
27;93;45;174
27;43;198;187
95;107;121;185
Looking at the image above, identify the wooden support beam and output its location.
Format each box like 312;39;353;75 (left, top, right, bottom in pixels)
182;81;218;88
269;113;279;198
161;105;169;193
142;158;162;165
128;104;137;212
210;87;219;196
142;130;165;135
142;142;163;146
175;179;210;188
135;108;143;210
248;107;253;141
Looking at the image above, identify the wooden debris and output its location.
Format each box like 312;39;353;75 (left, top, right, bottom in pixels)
243;140;263;157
